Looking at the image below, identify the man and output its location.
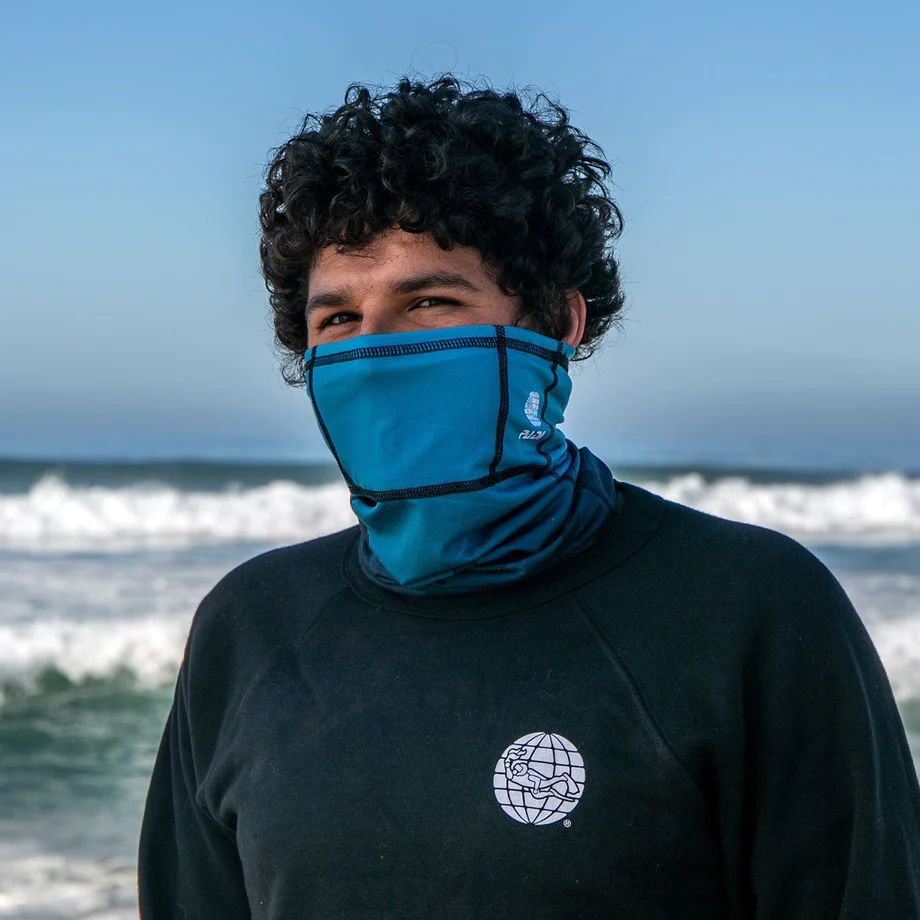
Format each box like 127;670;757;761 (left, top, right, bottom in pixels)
138;75;920;918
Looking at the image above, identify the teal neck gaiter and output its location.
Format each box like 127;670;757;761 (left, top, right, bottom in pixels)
306;324;616;595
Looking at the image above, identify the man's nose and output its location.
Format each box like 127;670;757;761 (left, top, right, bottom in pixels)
358;304;403;337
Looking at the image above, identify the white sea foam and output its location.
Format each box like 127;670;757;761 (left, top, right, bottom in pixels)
643;472;920;544
871;616;920;702
0;844;136;919
0;475;356;550
0;550;238;700
1;471;919;551
841;571;920;702
0;615;188;699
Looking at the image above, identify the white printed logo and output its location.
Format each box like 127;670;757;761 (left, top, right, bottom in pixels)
493;732;585;825
519;392;546;441
524;391;543;428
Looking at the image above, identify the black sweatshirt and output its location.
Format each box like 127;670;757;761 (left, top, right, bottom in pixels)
138;480;920;918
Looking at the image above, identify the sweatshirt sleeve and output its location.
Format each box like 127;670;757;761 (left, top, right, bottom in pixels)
137;668;251;918
741;548;920;917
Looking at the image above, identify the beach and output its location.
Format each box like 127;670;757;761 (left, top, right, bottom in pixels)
1;458;918;918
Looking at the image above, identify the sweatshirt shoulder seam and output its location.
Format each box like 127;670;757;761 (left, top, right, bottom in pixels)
572;595;705;800
224;583;353;735
190;583;354;815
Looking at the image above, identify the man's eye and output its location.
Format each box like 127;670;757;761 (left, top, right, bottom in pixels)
316;299;458;330
318;312;359;329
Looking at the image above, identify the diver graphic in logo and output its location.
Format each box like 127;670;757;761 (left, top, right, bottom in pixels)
493;732;585;825
519;392;547;441
524;391;543;427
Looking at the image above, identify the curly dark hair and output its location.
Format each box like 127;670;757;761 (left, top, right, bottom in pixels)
259;74;625;383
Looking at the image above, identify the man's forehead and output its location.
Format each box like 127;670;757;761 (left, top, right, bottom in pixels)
308;230;491;291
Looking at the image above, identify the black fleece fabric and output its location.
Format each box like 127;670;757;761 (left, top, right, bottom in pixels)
138;480;920;918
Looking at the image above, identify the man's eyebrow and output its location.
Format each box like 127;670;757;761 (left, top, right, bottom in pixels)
389;271;482;297
305;272;483;317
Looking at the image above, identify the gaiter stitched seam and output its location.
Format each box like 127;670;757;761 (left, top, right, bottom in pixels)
309;333;568;499
306;349;356;490
489;325;510;476
536;343;563;480
352;463;540;502
507;338;569;369
310;336;567;370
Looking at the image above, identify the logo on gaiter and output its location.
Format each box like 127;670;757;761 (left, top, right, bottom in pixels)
524;391;542;427
493;732;585;825
519;392;546;441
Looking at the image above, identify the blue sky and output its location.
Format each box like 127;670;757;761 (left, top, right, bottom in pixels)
1;0;917;470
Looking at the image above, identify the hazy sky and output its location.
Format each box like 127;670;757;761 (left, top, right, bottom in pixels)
1;0;917;470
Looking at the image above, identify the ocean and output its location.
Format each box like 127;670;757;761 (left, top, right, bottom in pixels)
0;458;918;918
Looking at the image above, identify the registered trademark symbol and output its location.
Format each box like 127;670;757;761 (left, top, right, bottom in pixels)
563;819;572;828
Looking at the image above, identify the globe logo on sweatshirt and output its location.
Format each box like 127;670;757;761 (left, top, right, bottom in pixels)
493;732;585;825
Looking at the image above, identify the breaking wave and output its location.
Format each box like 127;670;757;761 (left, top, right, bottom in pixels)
0;471;918;550
643;472;920;544
0;615;188;701
0;475;356;550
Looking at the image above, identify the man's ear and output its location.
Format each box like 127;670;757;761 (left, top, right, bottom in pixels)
562;290;587;349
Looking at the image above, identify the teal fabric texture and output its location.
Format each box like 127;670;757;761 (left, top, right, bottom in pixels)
306;324;616;594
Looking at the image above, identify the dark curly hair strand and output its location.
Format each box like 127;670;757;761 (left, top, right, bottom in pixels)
259;75;625;384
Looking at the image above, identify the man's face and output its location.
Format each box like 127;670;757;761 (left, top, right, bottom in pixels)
305;228;522;348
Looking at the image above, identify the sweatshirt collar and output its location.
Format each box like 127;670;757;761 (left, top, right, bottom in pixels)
341;480;667;619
